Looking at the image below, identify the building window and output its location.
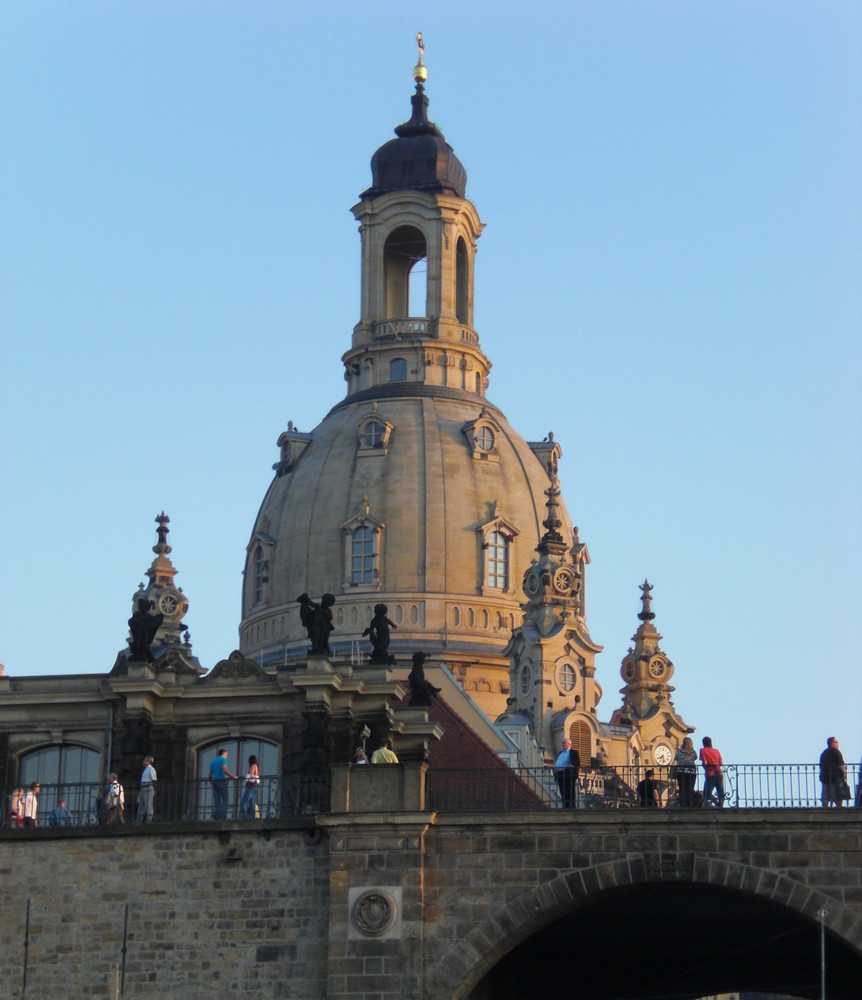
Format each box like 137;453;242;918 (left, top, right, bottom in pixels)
389;358;407;381
351;526;376;585
363;421;385;447
475;425;495;451
253;544;264;604
195;738;279;821
520;664;532;696
486;530;509;589
18;744;101;825
557;663;576;693
456;237;469;325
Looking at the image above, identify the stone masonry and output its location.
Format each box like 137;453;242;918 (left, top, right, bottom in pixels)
0;807;860;998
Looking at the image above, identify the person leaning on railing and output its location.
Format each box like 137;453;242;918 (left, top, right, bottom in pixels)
819;737;847;808
699;737;725;808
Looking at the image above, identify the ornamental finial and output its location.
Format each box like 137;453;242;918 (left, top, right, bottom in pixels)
414;32;428;86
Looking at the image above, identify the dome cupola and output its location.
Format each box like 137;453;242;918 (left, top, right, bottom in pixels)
364;34;466;200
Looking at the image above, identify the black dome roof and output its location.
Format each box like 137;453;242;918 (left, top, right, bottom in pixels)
362;85;467;199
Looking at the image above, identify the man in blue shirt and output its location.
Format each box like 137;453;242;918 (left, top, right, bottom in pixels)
210;748;238;820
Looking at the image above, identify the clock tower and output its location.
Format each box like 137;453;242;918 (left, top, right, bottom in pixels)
500;468;603;762
610;581;692;767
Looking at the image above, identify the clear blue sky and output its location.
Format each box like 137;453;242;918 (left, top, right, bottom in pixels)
2;2;860;767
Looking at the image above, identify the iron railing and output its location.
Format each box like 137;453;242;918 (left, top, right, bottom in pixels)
2;775;330;828
426;763;862;813
3;764;858;829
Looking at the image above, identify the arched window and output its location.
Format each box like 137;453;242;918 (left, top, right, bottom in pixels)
456;237;469;324
486;530;509;590
389;358;407;382
195;738;279;821
18;744;101;825
384;226;427;318
351;526;376;585
569;720;592;767
253;544;264;604
363;420;385;447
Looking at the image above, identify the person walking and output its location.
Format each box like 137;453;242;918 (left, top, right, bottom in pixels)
105;773;125;824
240;755;260;819
674;737;698;807
554;738;580;808
819;737;846;808
210;748;238;819
699;737;725;808
137;756;157;823
22;782;40;827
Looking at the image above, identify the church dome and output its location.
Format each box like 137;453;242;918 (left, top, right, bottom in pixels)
240;68;585;716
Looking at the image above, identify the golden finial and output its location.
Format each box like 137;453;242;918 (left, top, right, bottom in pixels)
414;31;427;85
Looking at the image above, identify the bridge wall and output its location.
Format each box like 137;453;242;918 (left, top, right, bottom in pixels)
0;810;859;999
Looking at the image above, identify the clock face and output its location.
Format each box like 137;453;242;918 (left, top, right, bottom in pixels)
524;571;540;597
648;658;666;679
553;568;575;593
158;592;180;616
653;743;673;766
623;661;636;681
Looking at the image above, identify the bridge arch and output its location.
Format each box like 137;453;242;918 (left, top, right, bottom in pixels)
430;855;861;1000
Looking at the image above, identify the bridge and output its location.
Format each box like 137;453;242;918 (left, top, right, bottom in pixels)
1;764;860;999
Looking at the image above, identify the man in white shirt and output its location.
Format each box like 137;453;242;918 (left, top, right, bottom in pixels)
137;756;156;823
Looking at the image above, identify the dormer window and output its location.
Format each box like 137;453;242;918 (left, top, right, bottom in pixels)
462;409;501;463
246;532;274;609
357;410;394;457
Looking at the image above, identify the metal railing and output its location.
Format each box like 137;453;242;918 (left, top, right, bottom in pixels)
2;775;330;829
426;763;862;813
3;764;858;829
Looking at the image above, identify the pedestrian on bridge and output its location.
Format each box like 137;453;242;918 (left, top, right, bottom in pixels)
819;736;846;808
699;737;725;808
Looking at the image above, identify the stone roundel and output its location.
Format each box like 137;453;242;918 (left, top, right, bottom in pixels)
352;889;397;937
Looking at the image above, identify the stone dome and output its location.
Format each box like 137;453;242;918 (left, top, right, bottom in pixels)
239;78;585;717
241;389;575;671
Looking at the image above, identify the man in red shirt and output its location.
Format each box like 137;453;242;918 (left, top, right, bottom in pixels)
699;737;725;808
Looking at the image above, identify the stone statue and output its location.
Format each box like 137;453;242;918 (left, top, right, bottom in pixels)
407;652;441;707
128;598;163;662
363;603;397;665
298;593;336;655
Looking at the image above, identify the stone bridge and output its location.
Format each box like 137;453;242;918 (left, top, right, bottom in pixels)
2;789;860;999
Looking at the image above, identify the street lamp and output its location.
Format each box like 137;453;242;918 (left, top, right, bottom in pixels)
817;907;828;1000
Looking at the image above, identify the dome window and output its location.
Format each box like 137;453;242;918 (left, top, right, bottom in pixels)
342;503;385;592
245;532;274;610
389;357;408;382
357;410;394;457
463;409;501;463
477;505;519;596
486;530;509;590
